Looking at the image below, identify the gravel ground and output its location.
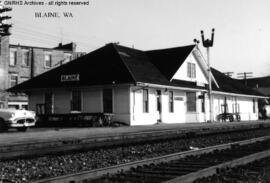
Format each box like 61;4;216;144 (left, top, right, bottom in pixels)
0;129;269;183
194;157;270;183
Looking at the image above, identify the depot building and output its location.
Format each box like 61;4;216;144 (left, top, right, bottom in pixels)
8;43;266;125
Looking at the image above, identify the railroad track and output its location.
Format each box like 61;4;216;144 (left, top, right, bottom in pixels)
33;135;270;183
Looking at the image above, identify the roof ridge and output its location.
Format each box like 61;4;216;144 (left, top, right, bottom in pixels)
111;44;138;83
146;44;196;52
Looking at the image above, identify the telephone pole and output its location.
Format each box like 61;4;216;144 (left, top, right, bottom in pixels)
223;72;234;78
0;6;12;55
237;72;253;86
201;28;215;122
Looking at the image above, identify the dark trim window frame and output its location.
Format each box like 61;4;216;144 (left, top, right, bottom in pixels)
10;73;18;88
22;49;30;67
143;89;149;113
44;52;52;68
186;92;196;112
9;49;17;66
71;90;82;112
44;92;54;114
103;88;113;113
201;95;205;113
169;91;174;113
187;62;196;78
253;99;256;113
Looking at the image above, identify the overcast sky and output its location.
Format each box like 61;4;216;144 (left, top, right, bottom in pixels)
4;0;270;77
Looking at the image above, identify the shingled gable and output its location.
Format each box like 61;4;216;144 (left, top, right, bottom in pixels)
146;45;196;80
113;44;169;84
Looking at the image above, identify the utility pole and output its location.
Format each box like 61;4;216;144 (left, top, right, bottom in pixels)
0;6;12;55
223;72;234;78
201;28;215;122
237;72;253;86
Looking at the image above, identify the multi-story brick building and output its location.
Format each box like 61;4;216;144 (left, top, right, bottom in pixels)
0;36;85;109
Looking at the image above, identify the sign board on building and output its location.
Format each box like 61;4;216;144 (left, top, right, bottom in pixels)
174;96;184;101
61;74;80;82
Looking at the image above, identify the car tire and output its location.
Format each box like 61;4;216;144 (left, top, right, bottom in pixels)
17;127;28;132
0;118;7;132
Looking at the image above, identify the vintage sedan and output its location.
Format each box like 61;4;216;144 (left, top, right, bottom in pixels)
0;109;36;132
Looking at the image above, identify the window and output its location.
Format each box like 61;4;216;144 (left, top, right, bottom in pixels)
20;77;29;84
201;94;205;113
103;88;113;113
44;52;52;68
169;91;174;113
45;92;54;114
186;92;196;112
71;90;81;112
10;74;18;87
64;53;72;63
143;89;149;113
253;99;256;113
10;50;17;66
156;90;162;112
187;62;196;78
22;50;30;66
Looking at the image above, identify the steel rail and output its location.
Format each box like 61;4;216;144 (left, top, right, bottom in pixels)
165;149;270;183
32;135;270;183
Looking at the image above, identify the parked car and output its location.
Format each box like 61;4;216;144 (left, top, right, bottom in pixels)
0;109;36;132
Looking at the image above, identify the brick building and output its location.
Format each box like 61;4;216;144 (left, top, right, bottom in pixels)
0;36;85;109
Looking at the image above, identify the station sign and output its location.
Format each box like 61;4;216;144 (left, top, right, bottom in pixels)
174;97;183;101
61;74;80;82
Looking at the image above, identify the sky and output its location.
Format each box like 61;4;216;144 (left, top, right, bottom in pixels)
3;0;270;78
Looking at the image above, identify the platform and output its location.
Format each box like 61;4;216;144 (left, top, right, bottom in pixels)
0;120;269;146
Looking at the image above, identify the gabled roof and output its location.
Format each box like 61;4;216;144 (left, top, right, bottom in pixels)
146;45;196;80
211;68;264;96
7;43;265;97
113;44;169;85
243;76;270;88
9;44;136;91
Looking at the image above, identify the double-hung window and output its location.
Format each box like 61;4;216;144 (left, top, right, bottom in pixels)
103;88;113;113
22;50;30;66
169;91;174;113
187;92;196;112
10;49;17;66
143;89;149;113
10;74;18;87
187;62;196;78
253;99;256;113
44;52;52;68
71;90;81;112
45;92;54;114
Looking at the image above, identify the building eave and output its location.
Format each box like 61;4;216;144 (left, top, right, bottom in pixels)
212;90;268;99
136;82;267;99
136;82;207;92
